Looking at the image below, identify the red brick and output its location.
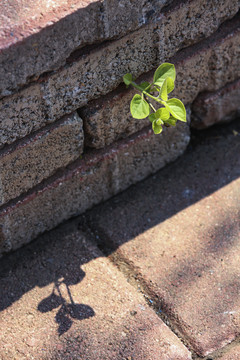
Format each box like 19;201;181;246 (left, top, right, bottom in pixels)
0;112;83;206
1;2;239;147
0;0;172;97
0;222;192;359
0;122;189;254
80;14;240;148
192;78;240;129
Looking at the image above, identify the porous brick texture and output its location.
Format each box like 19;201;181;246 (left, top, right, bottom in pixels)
0;222;192;360
0;1;239;147
191;78;240;129
80;13;240;148
0;0;172;96
0;113;83;205
85;119;240;357
0;0;238;97
0;123;190;254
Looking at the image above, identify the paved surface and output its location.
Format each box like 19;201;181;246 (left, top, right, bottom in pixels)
0;118;240;359
86;119;240;357
0;223;191;360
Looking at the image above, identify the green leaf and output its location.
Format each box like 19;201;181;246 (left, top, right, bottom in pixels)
153;63;176;87
155;107;170;121
165;116;177;126
160;78;168;101
152;120;163;134
130;94;150;119
148;113;156;123
123;73;133;86
166;77;175;94
156;119;164;125
165;98;186;122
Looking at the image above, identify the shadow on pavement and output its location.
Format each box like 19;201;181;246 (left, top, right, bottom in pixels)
85;118;240;254
0;222;96;335
0;118;239;349
38;275;95;335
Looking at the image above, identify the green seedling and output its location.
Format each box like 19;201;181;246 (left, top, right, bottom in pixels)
123;63;186;134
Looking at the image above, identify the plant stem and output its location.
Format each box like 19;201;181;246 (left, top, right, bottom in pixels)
149;102;157;112
131;82;159;103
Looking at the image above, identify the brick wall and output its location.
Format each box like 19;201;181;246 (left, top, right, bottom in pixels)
0;0;240;254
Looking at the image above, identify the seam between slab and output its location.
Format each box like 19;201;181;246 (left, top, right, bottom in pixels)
192;335;240;359
79;216;197;358
81;217;240;360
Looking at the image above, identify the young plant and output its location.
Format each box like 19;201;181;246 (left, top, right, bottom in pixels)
123;63;186;134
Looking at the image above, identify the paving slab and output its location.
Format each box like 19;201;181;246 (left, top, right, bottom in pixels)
216;342;240;359
85;119;240;357
0;221;192;360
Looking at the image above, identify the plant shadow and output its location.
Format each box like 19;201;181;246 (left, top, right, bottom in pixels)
0;118;239;349
38;276;95;335
0;221;97;336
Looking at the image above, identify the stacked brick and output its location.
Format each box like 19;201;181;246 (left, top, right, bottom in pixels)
0;0;240;255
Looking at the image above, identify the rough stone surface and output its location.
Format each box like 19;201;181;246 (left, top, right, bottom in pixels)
173;13;240;105
80;83;191;147
80;81;151;149
0;0;172;97
0;222;192;360
191;78;240;129
0;122;190;254
0;24;158;148
0;112;83;206
85;119;240;357
216;343;240;359
1;3;239;147
157;0;240;59
80;13;240;148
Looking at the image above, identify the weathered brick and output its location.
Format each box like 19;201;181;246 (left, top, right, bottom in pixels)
191;79;240;129
85;120;240;357
0;224;192;359
0;24;159;148
100;0;171;39
80;14;240;148
0;0;173;97
157;0;240;59
173;15;240;105
43;24;160;121
80;82;151;148
1;2;239;147
0;122;189;254
0;112;83;206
